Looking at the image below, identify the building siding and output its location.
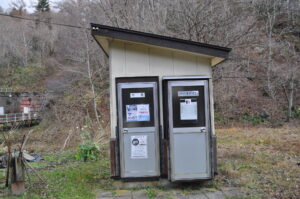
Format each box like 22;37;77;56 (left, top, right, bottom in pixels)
109;41;212;138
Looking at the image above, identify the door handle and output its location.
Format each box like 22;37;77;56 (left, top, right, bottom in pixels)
123;129;128;133
200;128;206;133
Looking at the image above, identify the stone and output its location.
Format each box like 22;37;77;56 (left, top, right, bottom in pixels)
221;187;241;198
172;193;187;199
187;193;208;199
132;190;148;199
98;191;113;197
112;180;159;189
114;189;132;198
204;190;225;199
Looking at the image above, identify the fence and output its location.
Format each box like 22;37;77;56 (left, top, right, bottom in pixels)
0;112;40;124
0;88;13;93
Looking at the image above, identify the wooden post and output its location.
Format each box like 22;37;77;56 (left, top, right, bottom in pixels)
9;155;26;196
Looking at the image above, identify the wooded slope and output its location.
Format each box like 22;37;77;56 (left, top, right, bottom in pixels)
0;0;299;128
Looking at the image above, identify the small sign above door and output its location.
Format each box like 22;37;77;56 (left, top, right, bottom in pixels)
178;91;199;97
130;92;145;98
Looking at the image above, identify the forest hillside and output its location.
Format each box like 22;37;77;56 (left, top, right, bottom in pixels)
1;0;299;130
0;0;299;146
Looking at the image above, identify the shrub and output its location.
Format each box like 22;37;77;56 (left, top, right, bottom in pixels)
74;125;101;161
75;142;100;162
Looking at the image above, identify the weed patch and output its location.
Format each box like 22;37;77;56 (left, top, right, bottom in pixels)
0;151;111;199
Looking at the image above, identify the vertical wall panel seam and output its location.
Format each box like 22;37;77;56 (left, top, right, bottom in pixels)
171;51;175;75
195;56;198;74
124;42;127;76
148;47;151;75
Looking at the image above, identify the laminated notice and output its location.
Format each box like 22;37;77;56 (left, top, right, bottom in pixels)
126;104;150;122
180;99;197;120
131;135;147;159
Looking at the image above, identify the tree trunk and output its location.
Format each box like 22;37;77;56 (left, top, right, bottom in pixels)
287;75;294;121
85;31;101;126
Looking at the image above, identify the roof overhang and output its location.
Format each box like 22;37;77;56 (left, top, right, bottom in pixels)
91;23;231;66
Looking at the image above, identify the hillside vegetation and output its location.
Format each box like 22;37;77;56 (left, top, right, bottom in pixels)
0;0;299;131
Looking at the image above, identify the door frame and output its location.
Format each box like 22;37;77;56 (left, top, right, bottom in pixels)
115;76;161;179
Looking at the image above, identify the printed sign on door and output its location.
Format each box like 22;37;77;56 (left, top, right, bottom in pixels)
131;135;148;159
126;104;150;122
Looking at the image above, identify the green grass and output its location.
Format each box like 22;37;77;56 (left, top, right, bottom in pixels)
0;151;111;199
145;188;157;199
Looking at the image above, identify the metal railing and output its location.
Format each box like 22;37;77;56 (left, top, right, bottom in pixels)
0;112;40;124
0;88;13;93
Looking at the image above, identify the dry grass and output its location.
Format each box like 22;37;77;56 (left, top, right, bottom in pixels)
215;127;300;198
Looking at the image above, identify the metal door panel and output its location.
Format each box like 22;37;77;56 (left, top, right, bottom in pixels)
172;133;209;180
168;80;211;181
117;81;160;178
123;132;157;177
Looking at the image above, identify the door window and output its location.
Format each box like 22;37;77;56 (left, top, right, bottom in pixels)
122;87;154;128
172;86;206;127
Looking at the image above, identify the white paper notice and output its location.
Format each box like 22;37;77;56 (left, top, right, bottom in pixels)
126;104;150;122
180;99;198;120
131;135;148;159
0;107;4;115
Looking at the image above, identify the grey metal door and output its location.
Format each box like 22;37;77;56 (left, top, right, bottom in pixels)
168;80;211;181
117;81;160;178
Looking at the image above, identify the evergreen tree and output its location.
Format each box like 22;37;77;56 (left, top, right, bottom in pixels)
36;0;50;12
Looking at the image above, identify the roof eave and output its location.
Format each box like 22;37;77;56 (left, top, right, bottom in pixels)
91;23;231;62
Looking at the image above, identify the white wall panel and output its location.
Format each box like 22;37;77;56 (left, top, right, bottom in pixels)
149;48;173;76
173;52;198;75
110;42;126;138
111;42;126;77
109;41;213;137
197;56;212;76
125;43;150;76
